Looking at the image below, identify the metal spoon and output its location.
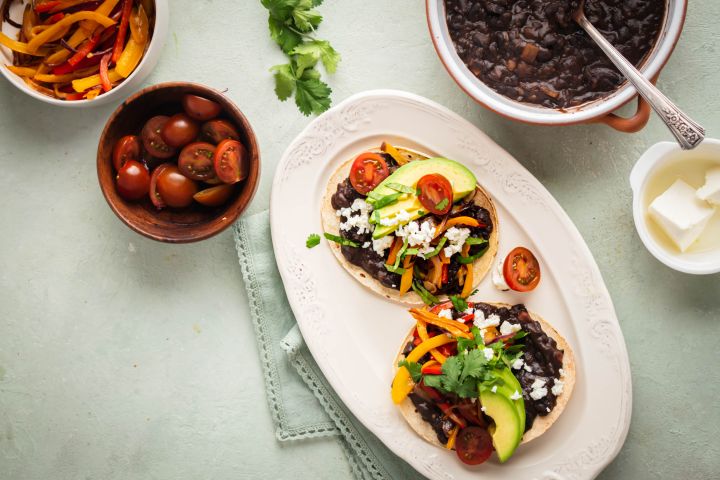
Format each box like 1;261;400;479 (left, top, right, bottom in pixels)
573;1;705;149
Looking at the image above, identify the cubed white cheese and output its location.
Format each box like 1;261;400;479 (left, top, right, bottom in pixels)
649;179;714;252
371;235;394;256
491;385;497;393
697;167;720;206
551;379;564;396
443;227;471;258
492;258;510;291
438;309;453;320
510;390;522;401
483;348;494;361
499;321;521;336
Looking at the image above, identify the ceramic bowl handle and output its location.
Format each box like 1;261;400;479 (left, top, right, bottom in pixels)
596;94;652;133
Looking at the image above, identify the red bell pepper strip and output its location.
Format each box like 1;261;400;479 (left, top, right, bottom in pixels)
44;12;65;24
64;92;86;101
441;264;449;285
430;301;454;315
67;29;102;66
34;1;61;13
111;0;132;63
418;383;443;402
99;52;112;92
421;364;443;375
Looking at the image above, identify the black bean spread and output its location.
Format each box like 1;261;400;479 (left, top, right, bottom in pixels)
407;303;564;441
330;154;494;296
444;0;666;108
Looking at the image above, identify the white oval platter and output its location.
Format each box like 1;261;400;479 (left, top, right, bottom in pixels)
270;90;631;480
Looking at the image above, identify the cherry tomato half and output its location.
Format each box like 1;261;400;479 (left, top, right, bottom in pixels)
141;116;176;159
182;94;222;121
349;152;389;195
178;142;217;181
116;160;150;201
213;139;249;184
201;119;240;144
161;113;200;149
503;246;541;292
193;184;235;207
149;163;173;209
112;135;141;171
417;173;453;215
455;427;493;465
156;165;198;208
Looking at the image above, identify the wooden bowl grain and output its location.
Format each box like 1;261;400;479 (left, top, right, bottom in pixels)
97;82;260;243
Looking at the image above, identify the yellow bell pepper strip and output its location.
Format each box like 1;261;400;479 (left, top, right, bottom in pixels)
30;23;71;43
72;68;122;92
33;72;76;83
85;87;101;100
391;334;456;404
399;256;414;295
114;17;148;78
129;5;149;44
461;264;474;298
27;11;115;53
445;426;459;450
0;32;47;55
415;318;447;364
380;141;407;165
6;65;37;77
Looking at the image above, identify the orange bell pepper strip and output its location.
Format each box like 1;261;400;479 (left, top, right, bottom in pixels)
399;256;414;295
391;334;456;404
26;11;115;53
461;264;474;298
446;426;459;450
380;141;407;165
415;318;447;364
435;216;483;238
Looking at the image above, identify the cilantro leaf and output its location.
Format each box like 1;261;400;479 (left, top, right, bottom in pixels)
460;349;487;382
268;16;302;54
456;336;476;352
262;0;298;21
450;295;468;313
270;63;296;101
398;360;422;383
292;40;341;73
292;0;322;31
306;233;320;248
295;72;332;116
422;374;443;389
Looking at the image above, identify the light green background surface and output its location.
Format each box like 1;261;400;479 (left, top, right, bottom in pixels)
1;2;718;479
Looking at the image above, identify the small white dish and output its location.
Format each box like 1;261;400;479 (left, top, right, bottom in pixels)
0;0;168;108
630;139;720;275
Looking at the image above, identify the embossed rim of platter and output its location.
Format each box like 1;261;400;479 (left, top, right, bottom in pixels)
270;90;632;480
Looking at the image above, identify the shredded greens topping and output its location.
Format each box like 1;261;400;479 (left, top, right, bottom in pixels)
323;232;358;247
450;295;469;313
306;233;321;248
411;280;439;306
386;183;416;195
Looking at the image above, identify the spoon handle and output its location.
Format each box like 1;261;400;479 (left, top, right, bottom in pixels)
575;14;705;150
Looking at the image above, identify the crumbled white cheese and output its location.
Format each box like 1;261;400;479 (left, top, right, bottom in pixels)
529;378;548;400
471;397;477;404
546;407;551;413
483;348;494;361
511;358;525;370
337;198;374;235
491;385;497;393
559;368;565;377
443;227;471;258
480;406;487;413
473;310;500;330
378;209;412;227
510;390;522;401
551;379;564;396
523;364;533;373
492;258;510;291
438;309;453;320
499;321;521;336
397;220;436;247
371;235;394;256
362;242;370;249
463;307;475;315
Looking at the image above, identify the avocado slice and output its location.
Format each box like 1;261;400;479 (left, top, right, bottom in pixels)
368;158;477;239
494;368;526;431
480;388;523;463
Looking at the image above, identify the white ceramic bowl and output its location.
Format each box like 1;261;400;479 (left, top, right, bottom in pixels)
426;0;687;128
630;139;720;275
0;0;168;108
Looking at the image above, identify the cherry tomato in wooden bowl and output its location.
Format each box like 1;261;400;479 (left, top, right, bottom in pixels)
161;113;199;148
178;142;217;181
112;135;141;171
116;160;150;201
97;82;260;243
214;139;249;184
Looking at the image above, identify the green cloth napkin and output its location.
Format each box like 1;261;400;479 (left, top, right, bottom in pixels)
233;211;419;480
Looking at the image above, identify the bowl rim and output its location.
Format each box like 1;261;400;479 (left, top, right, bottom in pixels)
0;0;168;108
96;81;261;243
425;0;688;126
630;139;720;275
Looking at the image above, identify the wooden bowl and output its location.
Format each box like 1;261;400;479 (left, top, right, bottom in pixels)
97;82;260;243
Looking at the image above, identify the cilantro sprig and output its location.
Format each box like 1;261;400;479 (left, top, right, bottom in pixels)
262;0;340;116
